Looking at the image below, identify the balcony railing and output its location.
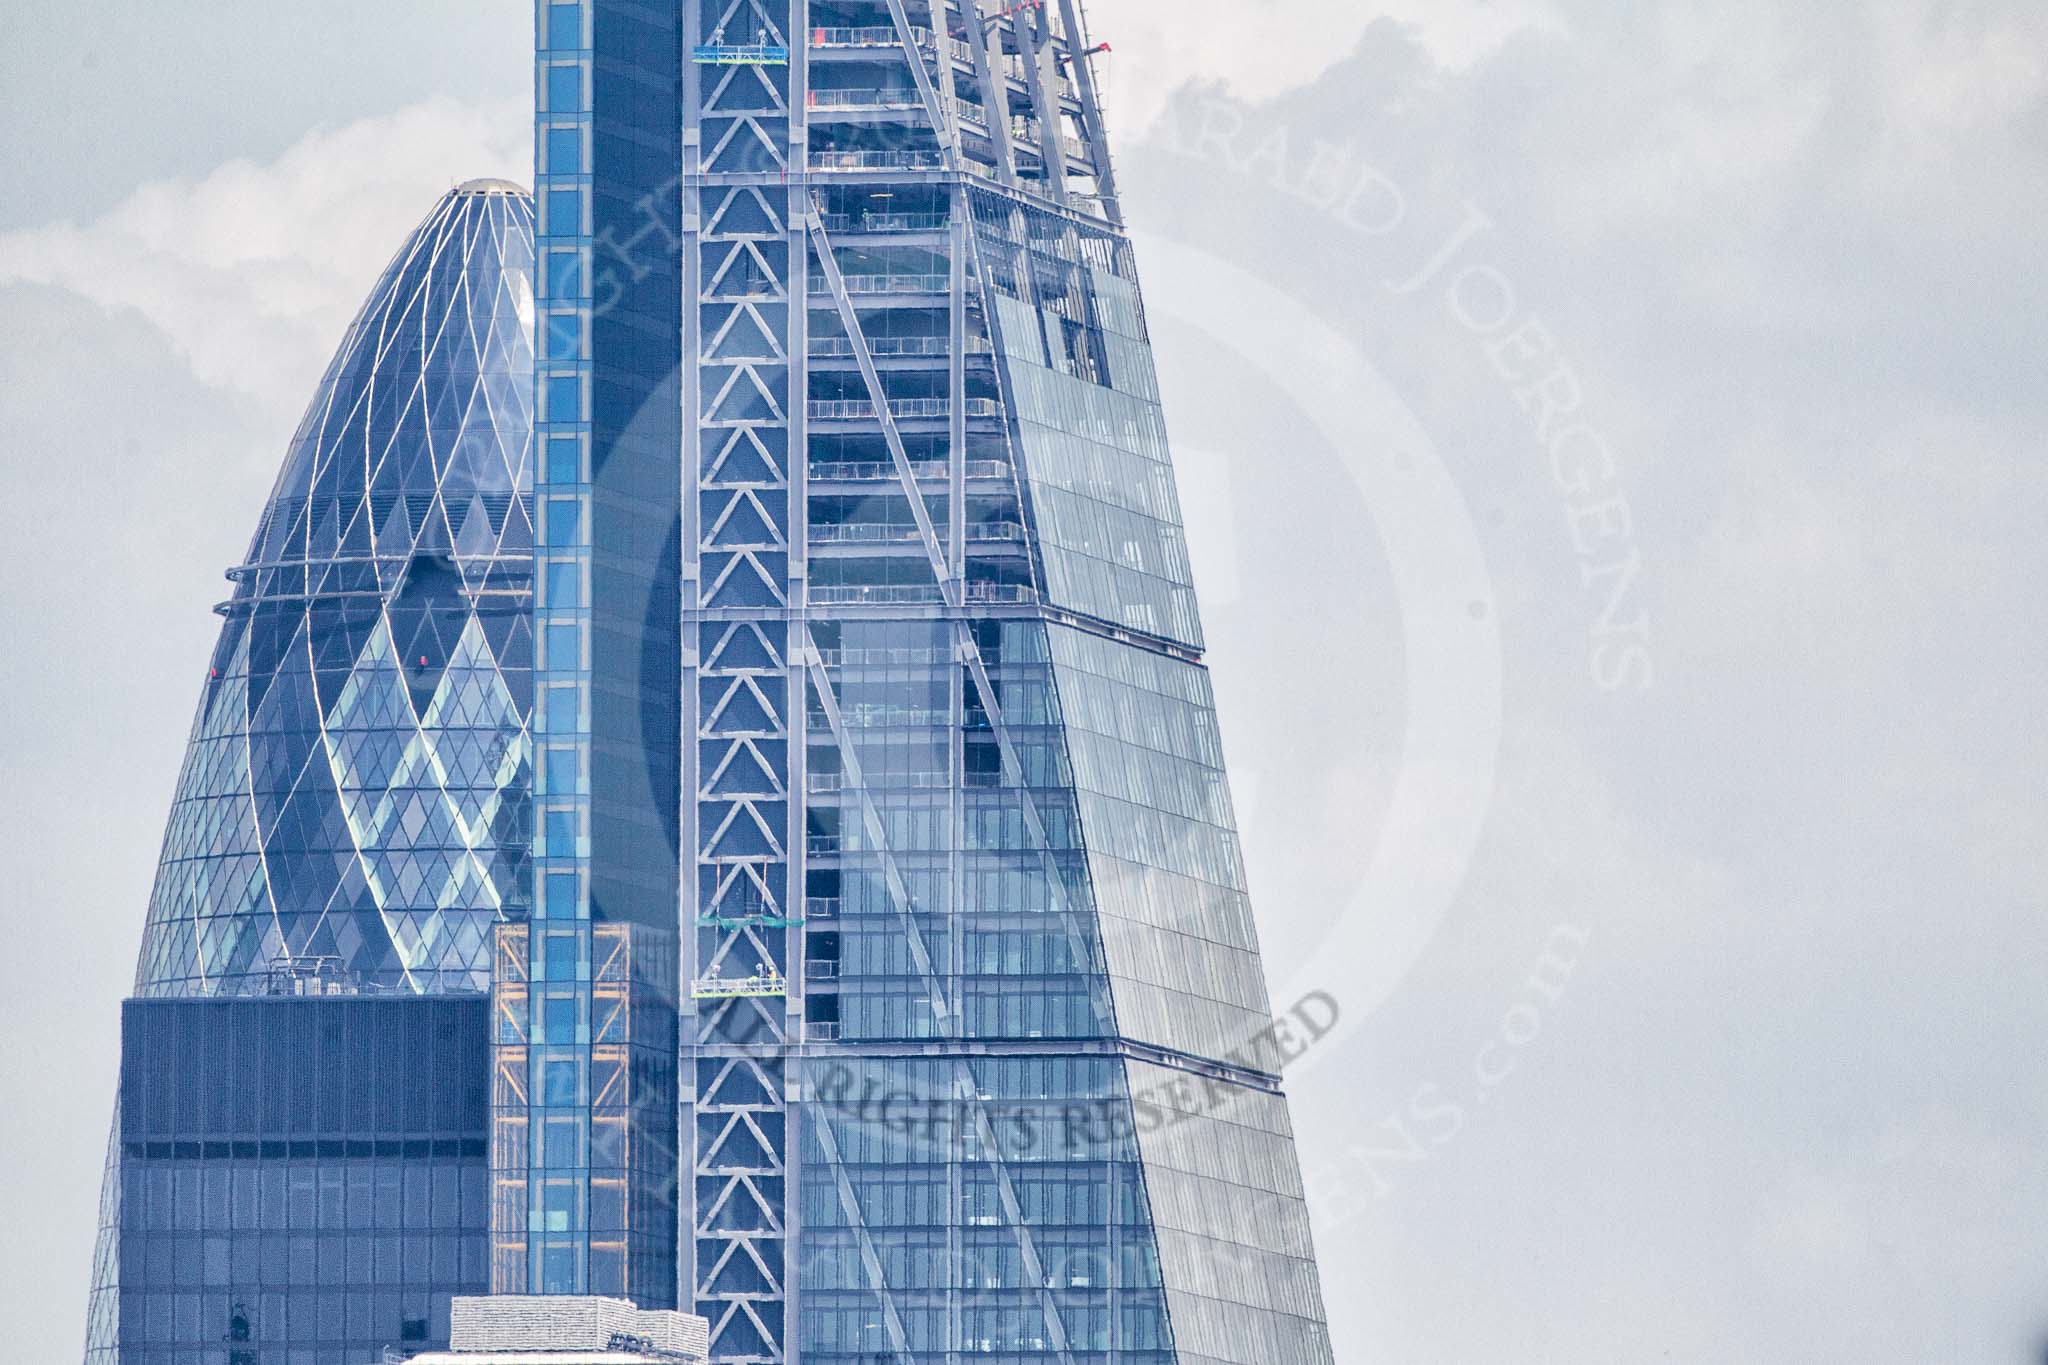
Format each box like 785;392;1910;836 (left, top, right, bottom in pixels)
859;211;952;232
956;106;1091;165
810;25;930;48
963;581;1036;603
808;87;923;110
811;646;955;666
816;211;954;234
810;335;941;358
841;703;948;726
809;334;992;359
808;396;1003;419
809;584;943;606
808;457;1010;481
944;39;1027;84
809;149;946;171
810;523;919;544
805;897;841;919
810;521;1023;546
807;581;1035;606
811;769;964;793
809;272;950;295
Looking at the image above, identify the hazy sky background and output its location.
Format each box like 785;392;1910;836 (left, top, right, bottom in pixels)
2;2;2044;1361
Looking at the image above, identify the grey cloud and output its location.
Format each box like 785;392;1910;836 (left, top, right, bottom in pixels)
1114;6;2045;1360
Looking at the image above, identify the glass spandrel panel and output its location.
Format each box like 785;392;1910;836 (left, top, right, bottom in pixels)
994;292;1048;368
798;1054;1177;1363
970;188;1205;650
1125;1060;1335;1365
1047;625;1272;1063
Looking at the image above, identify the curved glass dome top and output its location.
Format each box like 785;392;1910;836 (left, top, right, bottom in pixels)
133;182;537;997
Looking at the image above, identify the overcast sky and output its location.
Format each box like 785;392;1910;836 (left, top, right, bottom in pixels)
2;3;2044;1361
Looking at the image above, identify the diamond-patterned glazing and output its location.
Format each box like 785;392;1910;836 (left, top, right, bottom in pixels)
130;183;536;999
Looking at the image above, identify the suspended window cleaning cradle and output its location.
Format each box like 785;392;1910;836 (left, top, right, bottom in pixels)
689;970;788;1000
693;42;790;65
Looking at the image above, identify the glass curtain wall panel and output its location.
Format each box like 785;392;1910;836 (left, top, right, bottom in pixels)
508;0;687;1309
108;997;491;1364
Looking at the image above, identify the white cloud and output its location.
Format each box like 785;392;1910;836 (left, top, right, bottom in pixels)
1083;0;1562;130
1750;1109;2048;1359
1870;0;2047;161
0;97;528;425
1114;7;2048;1354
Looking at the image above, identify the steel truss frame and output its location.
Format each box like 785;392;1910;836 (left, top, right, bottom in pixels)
685;4;1128;1361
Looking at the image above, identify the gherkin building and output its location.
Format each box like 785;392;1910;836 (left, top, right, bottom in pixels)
84;181;536;1364
134;180;537;998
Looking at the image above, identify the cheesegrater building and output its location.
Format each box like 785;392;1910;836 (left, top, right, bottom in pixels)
522;2;1333;1362
84;5;1335;1364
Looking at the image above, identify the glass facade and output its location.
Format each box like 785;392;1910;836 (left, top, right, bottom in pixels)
1124;1064;1332;1365
85;181;538;1365
131;181;537;997
798;1054;1174;1361
973;191;1202;650
1042;625;1271;1065
107;997;491;1365
811;617;1111;1048
505;0;686;1307
657;3;1334;1362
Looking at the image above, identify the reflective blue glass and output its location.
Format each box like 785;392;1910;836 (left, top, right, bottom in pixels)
546;3;582;51
99;997;491;1364
127;181;536;999
545;64;582;114
497;0;685;1310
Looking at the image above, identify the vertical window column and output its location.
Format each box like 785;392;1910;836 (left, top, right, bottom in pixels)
509;0;596;1302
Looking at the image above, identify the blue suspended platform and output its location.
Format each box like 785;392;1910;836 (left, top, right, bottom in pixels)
694;43;791;65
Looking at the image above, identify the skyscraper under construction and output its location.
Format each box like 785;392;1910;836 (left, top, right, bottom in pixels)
522;3;1334;1360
